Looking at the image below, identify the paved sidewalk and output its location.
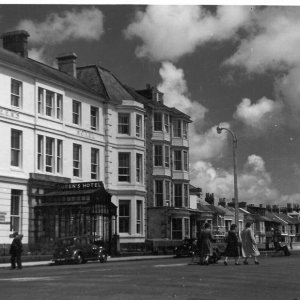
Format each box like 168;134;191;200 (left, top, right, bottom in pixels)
1;243;299;269
0;255;174;269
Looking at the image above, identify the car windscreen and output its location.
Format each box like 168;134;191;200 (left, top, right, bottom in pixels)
56;238;75;247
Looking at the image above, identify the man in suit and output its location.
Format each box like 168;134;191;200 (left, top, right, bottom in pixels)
10;231;23;270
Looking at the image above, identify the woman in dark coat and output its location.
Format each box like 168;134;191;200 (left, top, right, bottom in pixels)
224;224;240;265
199;223;214;265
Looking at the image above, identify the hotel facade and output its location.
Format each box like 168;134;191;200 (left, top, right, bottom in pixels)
0;30;194;254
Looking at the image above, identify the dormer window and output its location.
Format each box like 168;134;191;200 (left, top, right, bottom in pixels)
155;91;163;102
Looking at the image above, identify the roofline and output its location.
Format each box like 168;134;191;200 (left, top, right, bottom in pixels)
0;56;104;102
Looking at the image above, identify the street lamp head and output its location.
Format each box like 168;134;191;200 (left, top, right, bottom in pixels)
216;126;223;134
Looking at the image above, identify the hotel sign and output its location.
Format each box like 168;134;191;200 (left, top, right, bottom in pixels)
77;129;95;139
57;181;104;191
0;107;20;119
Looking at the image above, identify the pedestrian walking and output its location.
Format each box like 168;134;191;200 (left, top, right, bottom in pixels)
241;222;260;265
198;223;214;265
9;231;23;270
224;224;240;265
272;227;291;256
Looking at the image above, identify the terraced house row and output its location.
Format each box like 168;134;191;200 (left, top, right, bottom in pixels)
0;30;197;255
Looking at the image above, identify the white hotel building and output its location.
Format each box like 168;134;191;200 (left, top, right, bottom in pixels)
0;30;146;254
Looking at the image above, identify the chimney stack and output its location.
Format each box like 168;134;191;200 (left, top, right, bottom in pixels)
1;30;30;58
56;53;78;78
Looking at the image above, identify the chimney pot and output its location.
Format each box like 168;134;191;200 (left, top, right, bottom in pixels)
1;30;30;58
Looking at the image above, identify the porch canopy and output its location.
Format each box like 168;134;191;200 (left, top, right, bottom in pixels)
34;181;117;248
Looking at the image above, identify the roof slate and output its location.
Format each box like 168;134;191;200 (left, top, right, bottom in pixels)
0;47;102;98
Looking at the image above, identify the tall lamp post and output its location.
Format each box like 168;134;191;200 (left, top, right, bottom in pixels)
216;126;239;230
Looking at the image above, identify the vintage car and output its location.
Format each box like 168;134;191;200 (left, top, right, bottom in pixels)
173;238;196;257
174;237;226;264
52;235;108;264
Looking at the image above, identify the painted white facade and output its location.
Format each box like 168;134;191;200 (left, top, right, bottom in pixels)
0;56;146;246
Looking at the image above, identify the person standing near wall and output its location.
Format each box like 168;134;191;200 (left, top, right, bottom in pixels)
9;232;23;270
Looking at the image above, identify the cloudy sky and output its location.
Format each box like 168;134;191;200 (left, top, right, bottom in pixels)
1;3;300;207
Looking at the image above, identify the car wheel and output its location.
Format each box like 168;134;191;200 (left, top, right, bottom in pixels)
99;254;107;263
76;254;84;264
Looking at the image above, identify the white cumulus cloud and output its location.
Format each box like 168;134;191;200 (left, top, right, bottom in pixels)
157;61;208;125
157;62;228;162
233;97;284;131
225;7;300;73
15;7;104;45
225;7;300;125
124;5;251;62
190;154;281;205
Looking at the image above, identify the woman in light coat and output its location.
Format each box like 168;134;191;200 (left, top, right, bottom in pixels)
241;222;260;265
198;223;214;265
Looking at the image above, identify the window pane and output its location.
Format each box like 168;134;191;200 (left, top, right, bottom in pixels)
45;90;54;117
154;112;162;131
56;94;63;120
11;190;22;232
57;140;63;173
174;120;182;137
11;79;21;107
164;114;169;133
73;144;81;177
136;200;142;234
118;153;130;182
172;218;182;240
136;114;142;137
119;200;130;233
73;100;81;125
45;137;54;172
174;150;182;170
91;148;99;180
165;181;170;202
174;184;182;207
11;130;21;167
91;106;98;130
183;122;188;139
184;184;189;207
154;145;163;166
136;153;142;183
184;218;189;238
183;151;188;171
155;180;163;206
37;135;43;170
118;113;130;134
165;146;170;168
38;87;44;114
